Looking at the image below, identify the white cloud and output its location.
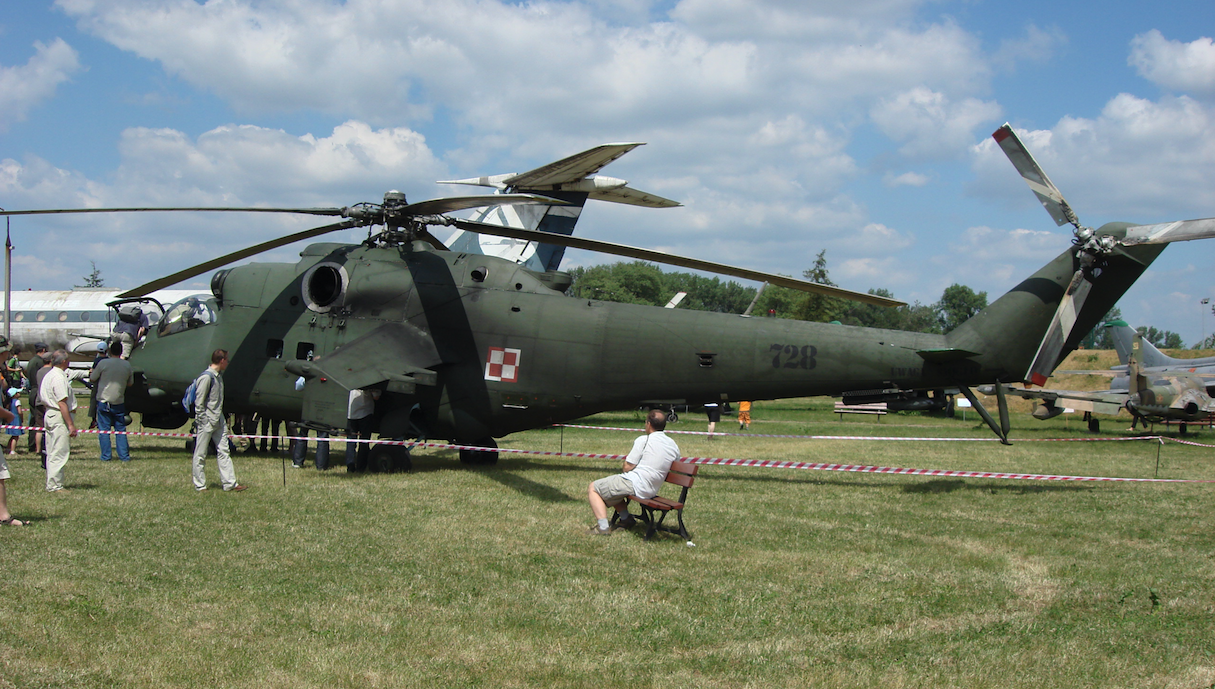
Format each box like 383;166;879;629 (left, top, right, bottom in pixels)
0;39;81;131
969;94;1215;221
55;0;992;137
1;120;450;290
884;171;930;187
992;24;1067;71
1129;30;1215;96
871;87;1002;159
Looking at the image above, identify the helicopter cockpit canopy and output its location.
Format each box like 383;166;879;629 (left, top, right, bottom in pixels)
158;294;217;337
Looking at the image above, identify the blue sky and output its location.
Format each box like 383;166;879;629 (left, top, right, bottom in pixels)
2;0;1213;343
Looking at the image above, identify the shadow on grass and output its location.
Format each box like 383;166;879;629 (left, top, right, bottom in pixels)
704;471;1095;494
900;479;1093;495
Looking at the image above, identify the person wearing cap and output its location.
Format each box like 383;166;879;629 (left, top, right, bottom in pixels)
89;341;134;462
25;343;48;456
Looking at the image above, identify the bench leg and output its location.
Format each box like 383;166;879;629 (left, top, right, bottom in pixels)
675;508;691;541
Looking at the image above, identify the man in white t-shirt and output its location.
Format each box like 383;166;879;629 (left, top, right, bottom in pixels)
586;408;680;536
40;350;86;492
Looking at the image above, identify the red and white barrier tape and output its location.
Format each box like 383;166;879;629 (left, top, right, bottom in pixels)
7;424;1212;483
555;423;1215;448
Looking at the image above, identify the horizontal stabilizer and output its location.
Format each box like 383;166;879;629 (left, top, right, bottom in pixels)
915;348;981;363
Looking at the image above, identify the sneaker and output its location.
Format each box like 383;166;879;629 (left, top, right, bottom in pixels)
224;484;248;492
291;463;304;469
586;525;613;536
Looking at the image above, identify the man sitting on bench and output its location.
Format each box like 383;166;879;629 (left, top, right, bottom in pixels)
586;408;680;536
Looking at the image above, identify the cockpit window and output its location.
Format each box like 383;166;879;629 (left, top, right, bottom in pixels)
158;295;217;337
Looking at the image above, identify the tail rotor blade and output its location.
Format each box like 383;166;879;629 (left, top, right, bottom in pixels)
1119;217;1215;246
1024;269;1092;386
992;124;1080;229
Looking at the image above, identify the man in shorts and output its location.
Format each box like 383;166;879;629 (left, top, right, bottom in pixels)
586;408;680;536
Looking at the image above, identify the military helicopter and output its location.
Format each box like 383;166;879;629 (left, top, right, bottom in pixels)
3;127;1213;467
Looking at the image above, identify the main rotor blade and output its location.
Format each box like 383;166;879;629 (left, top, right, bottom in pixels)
116;219;360;299
0;206;346;217
452;220;905;308
399;194;562;217
1119;217;1215;246
1024;268;1091;386
992;124;1079;229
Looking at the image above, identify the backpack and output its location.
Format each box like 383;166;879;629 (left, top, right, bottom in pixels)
182;369;216;416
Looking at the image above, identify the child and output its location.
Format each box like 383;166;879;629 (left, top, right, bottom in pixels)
6;388;23;456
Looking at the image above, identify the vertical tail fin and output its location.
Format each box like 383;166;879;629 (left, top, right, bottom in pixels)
945;243;1166;383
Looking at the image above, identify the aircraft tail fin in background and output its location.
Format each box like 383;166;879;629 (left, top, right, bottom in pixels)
1106;319;1173;368
439;143;680;272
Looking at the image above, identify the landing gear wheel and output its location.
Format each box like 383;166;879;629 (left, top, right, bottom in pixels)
1180;422;1188;436
368;443;412;473
459;437;499;465
666;411;678;424
1087;417;1100;434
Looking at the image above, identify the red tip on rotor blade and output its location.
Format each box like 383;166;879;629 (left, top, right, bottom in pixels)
992;126;1011;142
1030;372;1048;387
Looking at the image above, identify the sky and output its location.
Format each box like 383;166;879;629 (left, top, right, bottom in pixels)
1;0;1213;343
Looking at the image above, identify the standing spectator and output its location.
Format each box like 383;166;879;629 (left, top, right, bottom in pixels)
33;356;54;469
704;401;721;437
86;342;107;430
0;401;23;525
3;346;22;390
345;388;379;473
256;415;282;454
25;343;48;455
89;341;135;462
737;400;752;431
6;388;23;455
291;423;330;470
190;349;246;492
40;350;86;493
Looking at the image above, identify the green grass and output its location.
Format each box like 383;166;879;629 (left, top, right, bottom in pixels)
2;392;1215;688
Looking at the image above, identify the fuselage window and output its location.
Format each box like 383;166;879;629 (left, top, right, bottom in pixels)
80;312;90;321
296;342;315;360
58;312;68;322
267;339;284;359
36;312;46;322
13;313;23;322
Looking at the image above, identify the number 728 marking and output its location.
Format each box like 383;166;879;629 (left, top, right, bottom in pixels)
770;344;817;369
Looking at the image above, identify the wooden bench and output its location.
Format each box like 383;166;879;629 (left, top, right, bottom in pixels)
834;401;888;420
611;460;698;541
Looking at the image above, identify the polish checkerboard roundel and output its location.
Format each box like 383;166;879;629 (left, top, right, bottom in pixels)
484;347;521;383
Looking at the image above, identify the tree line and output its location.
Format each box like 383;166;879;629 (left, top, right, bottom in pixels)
567;255;1201;349
567;252;987;335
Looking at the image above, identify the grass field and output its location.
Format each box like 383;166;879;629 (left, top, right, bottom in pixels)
3;356;1215;688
